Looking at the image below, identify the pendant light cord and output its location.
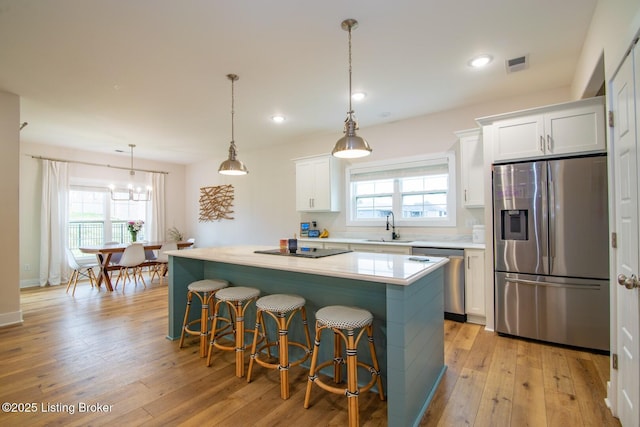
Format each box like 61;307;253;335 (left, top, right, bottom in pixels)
347;24;353;117
129;144;135;176
230;76;235;143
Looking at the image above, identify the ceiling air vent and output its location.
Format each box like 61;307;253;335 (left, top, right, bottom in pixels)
506;55;529;73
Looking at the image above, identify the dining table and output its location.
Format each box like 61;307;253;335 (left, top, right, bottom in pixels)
80;241;193;291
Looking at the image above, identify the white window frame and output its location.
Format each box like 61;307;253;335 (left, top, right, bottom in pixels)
345;152;456;227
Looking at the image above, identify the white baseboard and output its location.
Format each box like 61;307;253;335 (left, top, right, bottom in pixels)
466;314;486;326
0;310;23;327
20;279;41;288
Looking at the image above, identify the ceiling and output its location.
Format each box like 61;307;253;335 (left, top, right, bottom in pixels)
0;0;598;164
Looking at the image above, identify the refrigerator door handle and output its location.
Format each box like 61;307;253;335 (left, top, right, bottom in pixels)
505;277;600;290
547;162;555;271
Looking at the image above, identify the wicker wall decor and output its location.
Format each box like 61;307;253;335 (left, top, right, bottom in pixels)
199;184;235;222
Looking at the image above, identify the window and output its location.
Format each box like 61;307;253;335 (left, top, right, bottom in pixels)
68;186;147;257
347;153;456;227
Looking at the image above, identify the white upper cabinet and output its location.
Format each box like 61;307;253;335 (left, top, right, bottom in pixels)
483;96;605;163
456;128;484;208
295;155;341;212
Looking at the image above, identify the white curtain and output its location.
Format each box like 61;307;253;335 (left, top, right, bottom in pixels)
148;172;166;241
39;160;69;286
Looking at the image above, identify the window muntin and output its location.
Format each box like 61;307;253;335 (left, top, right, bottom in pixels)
347;153;456;227
68;186;147;257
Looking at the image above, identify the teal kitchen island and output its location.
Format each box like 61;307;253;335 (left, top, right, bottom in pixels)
168;246;448;427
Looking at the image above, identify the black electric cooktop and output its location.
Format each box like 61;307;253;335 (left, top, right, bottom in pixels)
254;248;352;258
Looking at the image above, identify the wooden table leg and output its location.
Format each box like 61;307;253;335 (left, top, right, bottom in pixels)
95;253;114;291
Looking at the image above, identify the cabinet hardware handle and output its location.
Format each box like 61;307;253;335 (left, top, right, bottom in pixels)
539;135;544;152
546;135;551;151
464;189;467;202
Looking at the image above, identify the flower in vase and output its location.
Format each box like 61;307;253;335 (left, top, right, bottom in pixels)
127;220;144;232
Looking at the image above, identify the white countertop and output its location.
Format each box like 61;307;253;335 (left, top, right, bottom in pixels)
169;245;449;286
298;237;486;250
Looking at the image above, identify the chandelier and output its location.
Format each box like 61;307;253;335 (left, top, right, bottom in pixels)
109;144;152;202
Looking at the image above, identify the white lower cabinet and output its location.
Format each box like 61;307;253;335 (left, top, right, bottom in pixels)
349;244;412;255
465;249;486;324
323;242;350;250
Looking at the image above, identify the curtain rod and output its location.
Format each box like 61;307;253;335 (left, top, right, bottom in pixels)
28;155;170;175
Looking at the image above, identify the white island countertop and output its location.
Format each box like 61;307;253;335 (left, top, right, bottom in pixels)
169;245;449;286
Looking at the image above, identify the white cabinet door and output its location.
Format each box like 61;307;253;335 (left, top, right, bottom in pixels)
492;114;545;162
295;155;340;212
350;243;411;255
545;102;605;156
457;129;485;207
489;97;605;163
465;249;485;324
323;242;350;250
295;160;316;211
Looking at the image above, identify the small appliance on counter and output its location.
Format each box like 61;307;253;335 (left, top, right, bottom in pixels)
300;222;310;237
301;220;321;237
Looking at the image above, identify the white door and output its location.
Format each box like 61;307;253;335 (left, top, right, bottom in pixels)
611;41;640;427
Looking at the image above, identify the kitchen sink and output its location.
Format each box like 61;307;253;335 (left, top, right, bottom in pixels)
364;239;414;243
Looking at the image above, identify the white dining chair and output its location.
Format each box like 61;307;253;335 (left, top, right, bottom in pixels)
150;241;178;282
105;241;123;265
65;248;98;296
114;243;147;291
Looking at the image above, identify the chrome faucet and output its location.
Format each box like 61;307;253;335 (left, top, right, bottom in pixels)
386;212;400;240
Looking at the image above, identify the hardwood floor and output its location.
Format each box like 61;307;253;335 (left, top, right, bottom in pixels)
0;277;620;426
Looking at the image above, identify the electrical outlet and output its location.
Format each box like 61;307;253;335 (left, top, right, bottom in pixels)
23;264;31;271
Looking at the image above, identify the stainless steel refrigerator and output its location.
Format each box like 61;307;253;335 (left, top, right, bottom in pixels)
492;155;610;351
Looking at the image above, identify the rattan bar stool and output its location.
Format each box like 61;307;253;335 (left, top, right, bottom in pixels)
206;286;261;377
304;305;385;427
246;294;312;400
178;279;229;357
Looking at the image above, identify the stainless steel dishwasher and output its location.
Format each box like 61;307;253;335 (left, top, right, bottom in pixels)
411;247;466;322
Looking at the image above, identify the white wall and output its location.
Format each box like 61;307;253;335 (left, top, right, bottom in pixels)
185;86;572;248
19;141;187;286
572;0;640;99
0;90;21;326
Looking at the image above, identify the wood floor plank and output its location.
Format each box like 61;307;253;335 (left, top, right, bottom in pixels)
565;355;619;427
511;363;548;426
1;278;622;427
463;326;496;374
473;336;517;426
542;345;576;395
516;337;543;370
435;367;487;426
544;389;584;427
450;321;480;351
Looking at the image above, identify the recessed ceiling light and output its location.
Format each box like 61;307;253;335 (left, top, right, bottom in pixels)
351;92;366;101
469;54;493;68
271;115;286;123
